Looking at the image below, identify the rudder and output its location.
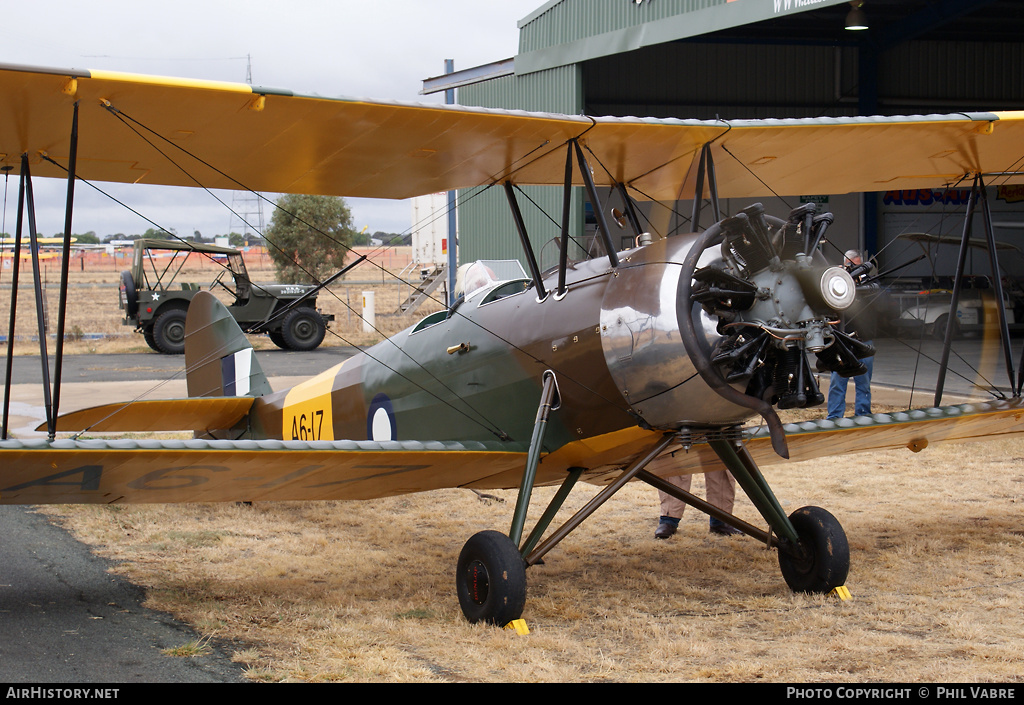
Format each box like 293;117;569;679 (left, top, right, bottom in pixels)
184;291;272;398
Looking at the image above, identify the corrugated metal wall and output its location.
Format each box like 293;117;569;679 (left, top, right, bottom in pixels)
519;0;729;54
584;41;860;120
457;2;1024;265
879;40;1024;111
458;65;587;268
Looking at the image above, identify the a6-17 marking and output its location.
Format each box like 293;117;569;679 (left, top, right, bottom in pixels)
291;409;326;440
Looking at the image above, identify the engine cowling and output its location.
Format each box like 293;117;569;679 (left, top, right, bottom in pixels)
599;203;874;435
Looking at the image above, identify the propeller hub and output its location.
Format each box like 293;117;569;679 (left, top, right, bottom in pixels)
819;266;856;311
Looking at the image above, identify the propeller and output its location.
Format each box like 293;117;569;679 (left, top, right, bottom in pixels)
690;203;875;415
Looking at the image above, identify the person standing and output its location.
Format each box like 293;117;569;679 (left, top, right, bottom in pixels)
650;456;742;539
827;249;874;420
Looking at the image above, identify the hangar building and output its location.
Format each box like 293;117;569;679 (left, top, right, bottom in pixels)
423;0;1024;281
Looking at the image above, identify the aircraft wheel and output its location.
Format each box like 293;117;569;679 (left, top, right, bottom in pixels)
777;506;849;594
152;308;188;355
456;530;526;625
282;308;326;351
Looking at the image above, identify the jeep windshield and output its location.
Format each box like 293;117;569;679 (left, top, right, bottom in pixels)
132;239;241;292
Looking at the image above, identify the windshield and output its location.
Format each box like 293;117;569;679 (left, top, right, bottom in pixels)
454;260;528;299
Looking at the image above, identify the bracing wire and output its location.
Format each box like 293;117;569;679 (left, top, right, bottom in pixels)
90;107;640;423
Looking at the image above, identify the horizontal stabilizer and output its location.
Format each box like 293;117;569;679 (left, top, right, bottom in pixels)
36;397;255;433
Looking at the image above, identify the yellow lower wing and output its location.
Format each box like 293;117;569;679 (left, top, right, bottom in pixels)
4;400;1021;505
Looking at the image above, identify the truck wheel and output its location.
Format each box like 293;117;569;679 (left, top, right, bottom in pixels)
143;325;161;352
268;330;289;349
152;308;188;354
282;308;326;351
119;271;138;318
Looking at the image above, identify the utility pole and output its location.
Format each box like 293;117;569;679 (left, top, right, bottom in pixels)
228;54;265;247
445;59;458;307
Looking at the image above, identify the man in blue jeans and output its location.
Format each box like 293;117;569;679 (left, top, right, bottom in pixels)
827;249;873;420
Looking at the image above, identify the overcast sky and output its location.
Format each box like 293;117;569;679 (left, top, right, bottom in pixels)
1;0;543;238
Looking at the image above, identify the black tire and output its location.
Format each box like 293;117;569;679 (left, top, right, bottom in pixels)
142;325;160;352
268;330;289;349
456;530;527;626
932;313;959;341
152;308;188;355
119;270;138;318
281;307;326;351
778;506;849;594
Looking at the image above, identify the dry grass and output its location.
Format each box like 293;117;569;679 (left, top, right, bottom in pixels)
14;256;1024;681
0;249;443;354
40;435;1024;682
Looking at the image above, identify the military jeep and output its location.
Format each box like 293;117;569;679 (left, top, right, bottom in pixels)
119;239;334;354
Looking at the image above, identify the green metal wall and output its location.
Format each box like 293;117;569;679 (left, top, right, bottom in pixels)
519;0;725;54
458;65;587;270
515;0;850;74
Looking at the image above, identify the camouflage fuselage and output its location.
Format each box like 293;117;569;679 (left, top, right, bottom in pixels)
250;233;753;454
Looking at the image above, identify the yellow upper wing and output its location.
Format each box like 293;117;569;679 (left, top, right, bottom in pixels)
1;63;1021;201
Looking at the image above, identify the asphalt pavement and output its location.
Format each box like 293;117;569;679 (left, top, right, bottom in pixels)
0;347;357;385
0;336;1019;683
0;348;357;684
1;337;1018;403
0;506;246;683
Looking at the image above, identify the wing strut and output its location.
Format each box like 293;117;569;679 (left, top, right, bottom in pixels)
978;177;1017;396
1;160;28;440
1;104;81;440
572;140;619;268
503;181;547;299
935;174;1018;405
1;158;55;438
51;101;81;439
556;144;573;297
690;142;721;230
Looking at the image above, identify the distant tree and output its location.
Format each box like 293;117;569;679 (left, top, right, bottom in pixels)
370;231;408;246
351;229;372;247
265;195;355;284
141;227;174;240
74;231;100;244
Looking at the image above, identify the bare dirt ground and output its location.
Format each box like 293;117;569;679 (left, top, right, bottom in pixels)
9;256;1024;682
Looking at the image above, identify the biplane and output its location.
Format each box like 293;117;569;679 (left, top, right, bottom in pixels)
1;62;1023;626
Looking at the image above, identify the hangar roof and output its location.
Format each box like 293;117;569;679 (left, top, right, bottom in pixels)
513;0;1021;75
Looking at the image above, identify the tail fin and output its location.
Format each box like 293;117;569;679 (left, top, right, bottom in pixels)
185;291;272;399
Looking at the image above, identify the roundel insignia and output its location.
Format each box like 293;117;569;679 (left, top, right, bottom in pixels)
367;393;397;441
